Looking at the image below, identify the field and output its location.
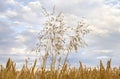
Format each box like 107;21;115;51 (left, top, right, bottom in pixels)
0;58;120;79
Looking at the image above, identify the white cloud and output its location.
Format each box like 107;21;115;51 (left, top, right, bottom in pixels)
6;0;16;5
93;49;113;53
10;47;27;54
97;56;110;59
27;1;41;11
5;10;18;17
15;35;27;43
0;0;120;67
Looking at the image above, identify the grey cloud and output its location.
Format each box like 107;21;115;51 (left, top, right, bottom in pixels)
0;21;27;53
0;0;8;12
18;29;38;51
0;21;14;38
0;21;16;51
0;0;17;12
0;0;42;26
73;31;120;66
8;9;42;27
0;0;120;68
0;0;42;54
67;29;120;66
41;0;104;17
90;31;120;50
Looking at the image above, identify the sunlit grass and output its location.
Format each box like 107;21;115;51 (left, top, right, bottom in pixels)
0;58;119;79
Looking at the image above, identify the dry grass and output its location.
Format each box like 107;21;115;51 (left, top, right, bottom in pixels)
0;58;120;79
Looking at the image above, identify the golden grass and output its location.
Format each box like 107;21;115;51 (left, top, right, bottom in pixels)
0;58;120;79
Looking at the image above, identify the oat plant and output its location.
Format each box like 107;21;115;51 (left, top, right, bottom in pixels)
35;7;90;70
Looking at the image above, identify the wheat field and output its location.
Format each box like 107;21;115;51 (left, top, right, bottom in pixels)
0;58;119;79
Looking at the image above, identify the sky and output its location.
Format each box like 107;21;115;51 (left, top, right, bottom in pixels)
0;0;120;68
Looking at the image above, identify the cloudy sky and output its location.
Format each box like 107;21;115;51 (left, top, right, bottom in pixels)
0;0;120;68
